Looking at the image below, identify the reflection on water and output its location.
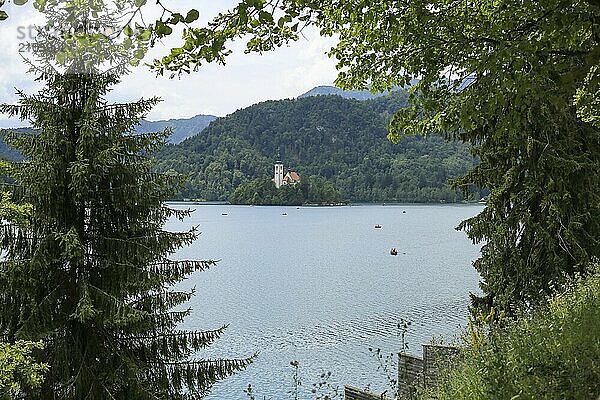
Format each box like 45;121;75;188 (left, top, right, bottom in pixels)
165;204;482;399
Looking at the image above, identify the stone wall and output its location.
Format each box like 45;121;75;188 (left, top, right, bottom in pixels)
344;344;461;400
397;353;424;397
344;385;389;400
422;344;461;386
397;344;461;397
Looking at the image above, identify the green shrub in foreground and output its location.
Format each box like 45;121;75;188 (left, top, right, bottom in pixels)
420;272;600;400
0;341;47;399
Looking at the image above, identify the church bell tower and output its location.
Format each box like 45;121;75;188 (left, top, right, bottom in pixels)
274;154;284;189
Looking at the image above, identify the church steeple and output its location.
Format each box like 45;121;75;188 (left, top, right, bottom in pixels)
274;150;284;188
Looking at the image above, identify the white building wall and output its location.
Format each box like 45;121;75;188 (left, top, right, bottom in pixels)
274;162;284;188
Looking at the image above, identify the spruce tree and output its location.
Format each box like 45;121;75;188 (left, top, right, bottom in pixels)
0;1;251;398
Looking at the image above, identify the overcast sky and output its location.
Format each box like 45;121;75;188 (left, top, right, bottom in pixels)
0;0;339;128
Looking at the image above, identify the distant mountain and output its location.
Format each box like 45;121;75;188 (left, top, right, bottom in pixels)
298;82;420;101
156;89;482;203
136;114;217;144
298;85;385;101
0;115;218;159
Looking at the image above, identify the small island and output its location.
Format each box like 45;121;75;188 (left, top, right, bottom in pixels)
229;159;343;206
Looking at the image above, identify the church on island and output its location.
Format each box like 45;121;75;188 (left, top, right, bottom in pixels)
273;158;301;189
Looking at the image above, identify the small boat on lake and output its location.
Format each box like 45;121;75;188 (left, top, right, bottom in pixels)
390;247;398;256
374;224;382;229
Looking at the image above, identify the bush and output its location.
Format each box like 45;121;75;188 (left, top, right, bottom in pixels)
0;341;47;399
420;271;600;400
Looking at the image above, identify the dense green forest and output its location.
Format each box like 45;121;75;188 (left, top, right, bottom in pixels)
156;91;481;202
229;176;342;205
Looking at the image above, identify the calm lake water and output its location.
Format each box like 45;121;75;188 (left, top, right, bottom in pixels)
164;203;483;399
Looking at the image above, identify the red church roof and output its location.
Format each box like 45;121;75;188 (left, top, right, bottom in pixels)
288;171;301;181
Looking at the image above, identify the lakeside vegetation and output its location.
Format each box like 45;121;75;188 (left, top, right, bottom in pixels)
229;176;343;206
418;268;600;400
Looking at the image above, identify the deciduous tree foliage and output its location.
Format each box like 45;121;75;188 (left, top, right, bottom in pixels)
315;0;600;314
0;341;47;399
345;1;600;314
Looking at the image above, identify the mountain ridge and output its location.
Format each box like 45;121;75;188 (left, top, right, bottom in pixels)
0;114;218;148
298;85;385;101
135;114;217;144
156;89;481;203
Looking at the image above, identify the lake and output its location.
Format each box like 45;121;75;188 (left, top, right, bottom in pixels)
164;203;483;399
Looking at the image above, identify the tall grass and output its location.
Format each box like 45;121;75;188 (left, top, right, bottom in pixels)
420;271;600;400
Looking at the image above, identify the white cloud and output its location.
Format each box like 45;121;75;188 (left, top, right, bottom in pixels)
0;2;45;127
0;0;340;127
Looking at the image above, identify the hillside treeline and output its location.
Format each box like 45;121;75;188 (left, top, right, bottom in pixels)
156;92;481;202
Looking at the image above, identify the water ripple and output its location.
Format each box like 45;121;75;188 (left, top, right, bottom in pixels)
166;204;482;399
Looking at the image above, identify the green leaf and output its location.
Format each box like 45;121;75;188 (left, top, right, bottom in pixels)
138;29;151;41
124;24;133;36
155;21;173;36
238;5;248;25
169;13;183;24
259;10;273;23
133;48;145;59
0;10;6;21
13;0;27;5
185;9;199;24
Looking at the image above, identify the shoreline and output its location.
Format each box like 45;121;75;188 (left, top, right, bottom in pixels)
166;200;485;207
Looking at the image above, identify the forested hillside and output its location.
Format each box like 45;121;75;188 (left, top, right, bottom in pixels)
1;91;480;203
156;91;481;202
